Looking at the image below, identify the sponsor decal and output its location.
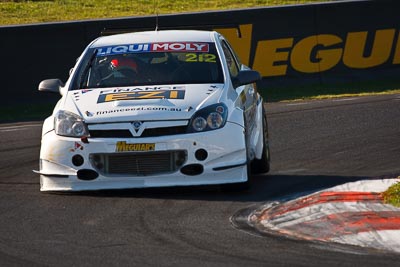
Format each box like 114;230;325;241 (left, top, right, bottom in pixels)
97;90;185;103
73;91;80;101
69;142;84;152
116;141;155;152
99;85;185;95
152;42;209;52
81;89;93;94
185;53;216;63
216;24;400;77
95;106;182;116
97;42;209;56
98;43;151;56
72;89;93;101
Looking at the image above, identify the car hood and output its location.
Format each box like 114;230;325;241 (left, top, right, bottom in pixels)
64;84;224;123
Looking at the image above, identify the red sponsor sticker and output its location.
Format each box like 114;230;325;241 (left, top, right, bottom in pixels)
151;42;209;52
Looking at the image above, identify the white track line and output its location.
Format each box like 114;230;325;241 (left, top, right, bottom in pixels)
0;124;41;132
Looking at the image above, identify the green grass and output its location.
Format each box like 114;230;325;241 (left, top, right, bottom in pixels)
0;0;334;25
383;180;400;207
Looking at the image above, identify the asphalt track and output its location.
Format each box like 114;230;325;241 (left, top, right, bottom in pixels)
0;94;399;266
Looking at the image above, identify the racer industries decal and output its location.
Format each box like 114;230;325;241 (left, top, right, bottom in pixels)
73;91;80;101
72;89;94;102
115;141;155;152
97;90;185;103
97;42;209;56
69;142;84;152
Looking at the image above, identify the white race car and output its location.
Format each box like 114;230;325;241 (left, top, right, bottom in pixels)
36;30;270;191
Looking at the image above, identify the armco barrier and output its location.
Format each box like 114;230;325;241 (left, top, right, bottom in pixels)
1;0;399;105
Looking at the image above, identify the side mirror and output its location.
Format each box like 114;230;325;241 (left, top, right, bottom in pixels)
38;79;64;94
232;70;261;88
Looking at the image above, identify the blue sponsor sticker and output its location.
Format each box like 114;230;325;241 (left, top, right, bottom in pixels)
97;43;151;56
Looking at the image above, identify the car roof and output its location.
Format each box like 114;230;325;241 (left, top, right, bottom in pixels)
90;30;218;48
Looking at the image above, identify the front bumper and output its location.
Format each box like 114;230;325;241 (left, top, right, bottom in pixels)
38;122;248;191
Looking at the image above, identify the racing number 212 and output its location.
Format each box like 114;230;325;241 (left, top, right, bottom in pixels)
186;53;216;63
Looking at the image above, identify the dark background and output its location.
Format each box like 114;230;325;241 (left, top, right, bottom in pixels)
1;0;399;105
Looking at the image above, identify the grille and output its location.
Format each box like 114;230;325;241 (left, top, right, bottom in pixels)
89;126;187;138
90;130;132;138
141;126;187;137
90;150;187;176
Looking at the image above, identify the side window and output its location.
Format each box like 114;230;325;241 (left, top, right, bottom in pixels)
223;40;242;67
221;40;239;79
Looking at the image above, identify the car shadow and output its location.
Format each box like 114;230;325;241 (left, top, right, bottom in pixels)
59;173;381;203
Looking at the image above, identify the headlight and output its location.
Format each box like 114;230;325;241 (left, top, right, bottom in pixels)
54;110;89;137
188;103;228;132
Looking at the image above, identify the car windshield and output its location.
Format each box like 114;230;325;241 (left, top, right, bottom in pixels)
74;42;224;89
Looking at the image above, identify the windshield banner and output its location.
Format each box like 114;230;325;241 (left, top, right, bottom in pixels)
97;42;209;56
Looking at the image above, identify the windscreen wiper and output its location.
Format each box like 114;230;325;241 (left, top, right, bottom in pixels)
79;49;98;89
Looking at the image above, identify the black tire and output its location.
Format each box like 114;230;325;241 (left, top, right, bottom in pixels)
251;105;271;174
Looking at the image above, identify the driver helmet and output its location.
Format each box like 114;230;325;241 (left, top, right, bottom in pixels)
110;57;138;72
